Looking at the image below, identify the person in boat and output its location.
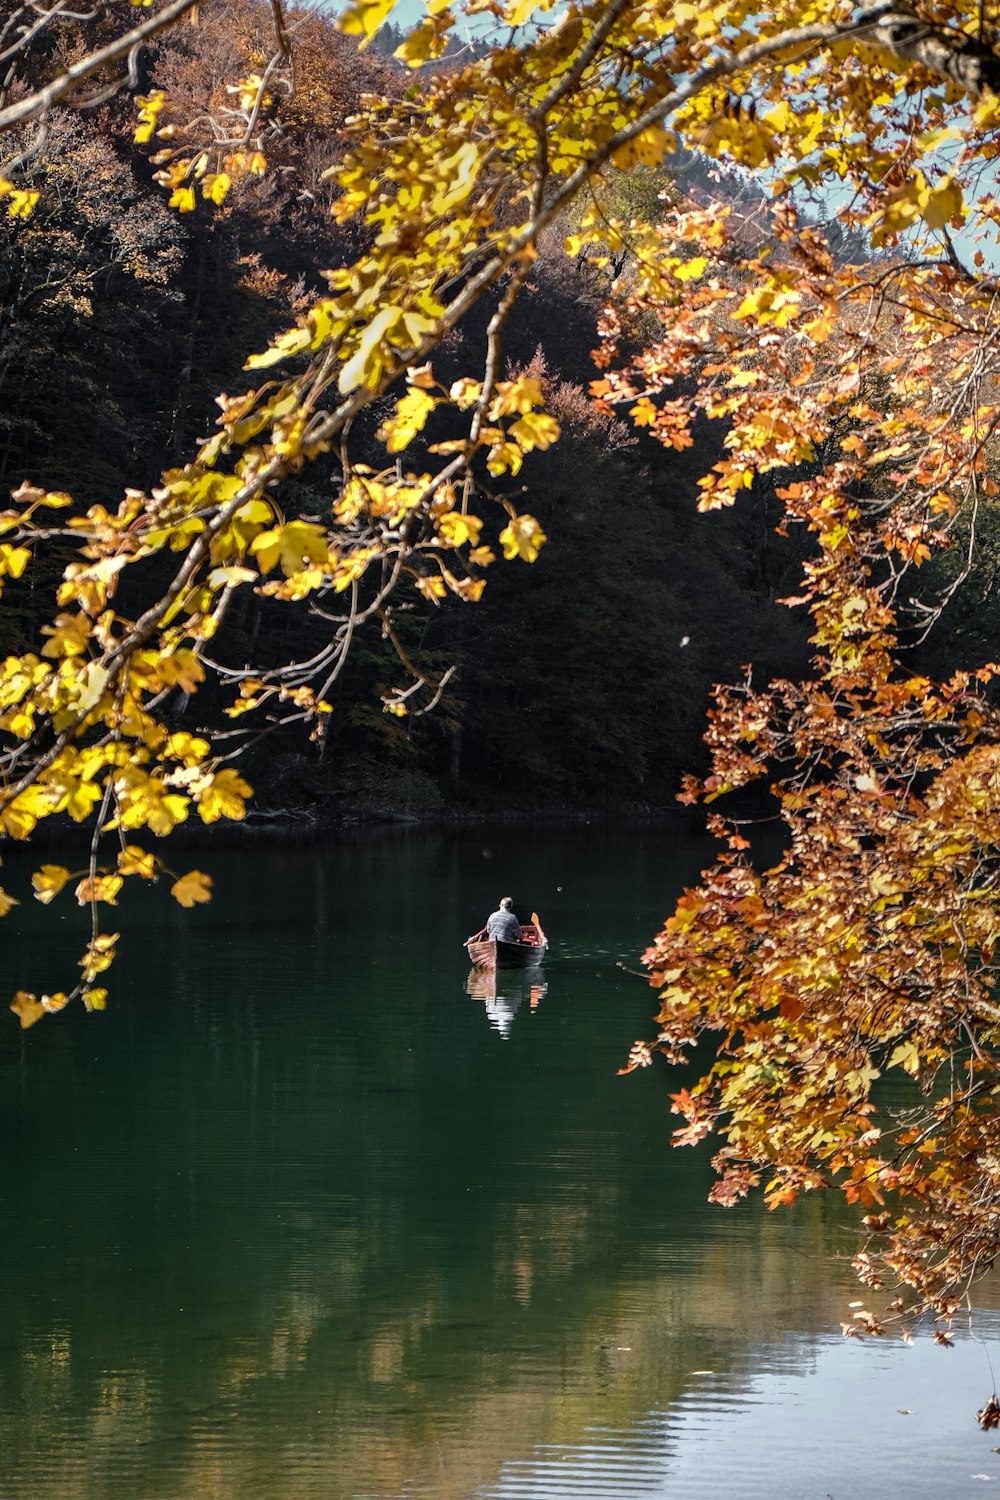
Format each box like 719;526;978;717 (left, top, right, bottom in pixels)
485;896;523;944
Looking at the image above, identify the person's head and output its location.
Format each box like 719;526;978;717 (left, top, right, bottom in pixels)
500;896;514;911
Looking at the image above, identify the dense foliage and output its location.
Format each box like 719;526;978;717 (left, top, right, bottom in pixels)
1;4;805;825
8;0;1000;1375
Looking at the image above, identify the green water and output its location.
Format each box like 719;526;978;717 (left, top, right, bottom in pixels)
1;822;998;1499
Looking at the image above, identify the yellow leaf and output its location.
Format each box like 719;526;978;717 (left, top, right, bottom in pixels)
0;798;38;840
974;93;1000;130
803;315;834;343
170;870;213;908
203;172;232;205
75;874;124;906
235;499;273;526
2;703;34;738
0;782;48;841
674;256;709;281
763;100;794;133
868;174;927;243
888;1040;921;1076
437;511;484;547
0;544;31;578
394;19;439;67
64;778;104;824
157;650;205;694
402;310;438;352
338;305;403;394
415;574;447;602
612;125;672;170
73;661;110;716
10;991;44;1029
339;0;397;45
921;175;965;231
494;375;545;417
32;864;71;904
134;90;166;144
0;182;39;219
430;142;479;214
195;767;252;824
59;555;127;614
499;513;547;562
117;782;189;837
449;573;485;601
167;731;210;763
231;72;268;111
40;612;91;659
117;845;158;880
251;521;328;578
510;411;560;452
208;565;257;589
244;325;312;370
379;387;438;453
80;932;119;979
449;377;482;409
486;440;523;476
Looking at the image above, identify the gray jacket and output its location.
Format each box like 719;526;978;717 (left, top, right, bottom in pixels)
486;909;522;943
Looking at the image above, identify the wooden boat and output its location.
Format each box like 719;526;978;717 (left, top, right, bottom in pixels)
465;911;548;970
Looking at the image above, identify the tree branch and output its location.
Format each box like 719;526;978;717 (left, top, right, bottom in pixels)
0;0;201;135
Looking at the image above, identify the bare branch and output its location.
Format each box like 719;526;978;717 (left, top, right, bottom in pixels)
0;0;201;136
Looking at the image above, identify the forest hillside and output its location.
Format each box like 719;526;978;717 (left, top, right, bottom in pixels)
0;0;814;825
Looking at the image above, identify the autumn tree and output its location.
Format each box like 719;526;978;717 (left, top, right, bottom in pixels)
8;0;1000;1368
585;7;1000;1366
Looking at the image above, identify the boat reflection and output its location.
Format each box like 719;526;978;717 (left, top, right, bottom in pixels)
465;967;548;1038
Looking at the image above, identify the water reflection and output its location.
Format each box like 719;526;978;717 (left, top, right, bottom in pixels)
482;1321;1000;1500
466;968;548;1037
2;824;1000;1500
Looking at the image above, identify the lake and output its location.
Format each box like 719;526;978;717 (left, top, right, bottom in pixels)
1;821;999;1498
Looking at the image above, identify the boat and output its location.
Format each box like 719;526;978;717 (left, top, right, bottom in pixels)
464;911;548;970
